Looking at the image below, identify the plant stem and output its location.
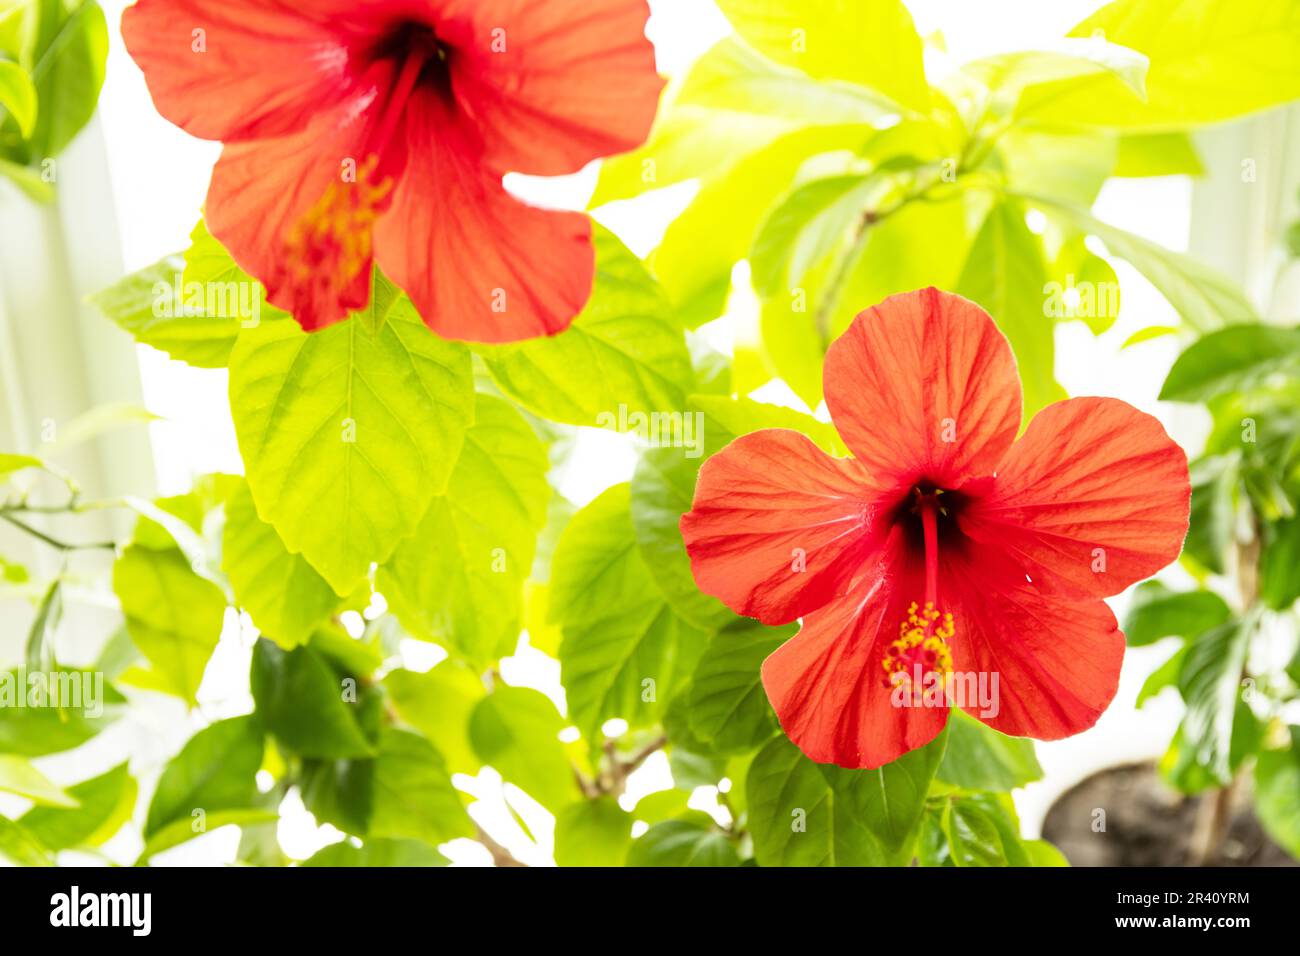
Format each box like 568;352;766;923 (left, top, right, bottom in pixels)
1188;523;1260;865
475;823;528;868
0;512;116;552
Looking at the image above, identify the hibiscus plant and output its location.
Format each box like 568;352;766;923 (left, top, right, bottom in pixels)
1;0;1299;870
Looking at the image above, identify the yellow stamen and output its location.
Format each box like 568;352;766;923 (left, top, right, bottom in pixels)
283;153;394;289
881;600;954;689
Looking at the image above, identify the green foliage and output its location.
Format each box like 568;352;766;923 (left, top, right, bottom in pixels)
0;0;107;200
9;0;1298;869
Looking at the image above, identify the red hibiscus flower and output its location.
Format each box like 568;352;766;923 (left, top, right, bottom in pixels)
122;0;663;341
681;288;1190;769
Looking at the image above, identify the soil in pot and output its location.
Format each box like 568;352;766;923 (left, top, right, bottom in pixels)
1040;761;1296;867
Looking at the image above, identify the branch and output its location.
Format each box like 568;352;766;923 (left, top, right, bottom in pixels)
0;512;116;552
475;823;528;868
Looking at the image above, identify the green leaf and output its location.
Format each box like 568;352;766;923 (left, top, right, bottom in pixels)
746;732;944;866
1114;132;1204;177
0;451;42;478
368;728;473;845
0;815;52;866
590;104;796;207
0;57;36;136
944;799;1009;867
957;198;1065;421
142;808;277;860
89;256;242;368
749;172;877;298
379;394;549;663
1261;515;1300;610
1137;644;1188;707
627;817;740;867
469;685;578;811
0;668;122;755
228;292;474;595
18;763;135;851
1175;617;1251;786
654;123;876;327
1159;325;1300;402
477;227;694;427
113;543;227;705
1254;728;1300;859
554;799;632;866
0;155;53;201
687;620;791;755
677;34;899;125
1035;199;1257;332
144;715;263;840
302;838;449;867
553;484;706;740
715;0;929;111
250;640;376;760
27;0;107;159
0;754;76;806
222;479;342;649
384;664;484;777
963;38;1148;115
1019;0;1300;131
1121;581;1232;646
937;710;1043;791
1023;839;1070;867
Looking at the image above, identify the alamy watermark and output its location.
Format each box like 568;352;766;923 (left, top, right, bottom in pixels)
152;272;261;327
0;668;105;718
596;404;704;459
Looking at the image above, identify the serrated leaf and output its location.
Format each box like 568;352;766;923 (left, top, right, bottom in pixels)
368;728;473;845
553;485;706;739
223;479;341;649
746;732;944;866
89;256;241;368
687;620;790;754
477;227;694;427
228;296;474;595
379;394;549;663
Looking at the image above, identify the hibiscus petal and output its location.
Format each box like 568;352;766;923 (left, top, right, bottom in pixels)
681;429;886;626
373;90;593;343
205;93;393;332
761;530;948;769
961;396;1190;599
823;288;1022;491
435;0;663;175
122;0;371;142
945;557;1124;740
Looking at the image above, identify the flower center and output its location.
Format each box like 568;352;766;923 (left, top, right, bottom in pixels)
882;488;957;690
881;601;954;689
282;153;394;289
277;29;436;318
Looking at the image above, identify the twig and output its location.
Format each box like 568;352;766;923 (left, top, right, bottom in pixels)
475;823;528;868
0;512;116;552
